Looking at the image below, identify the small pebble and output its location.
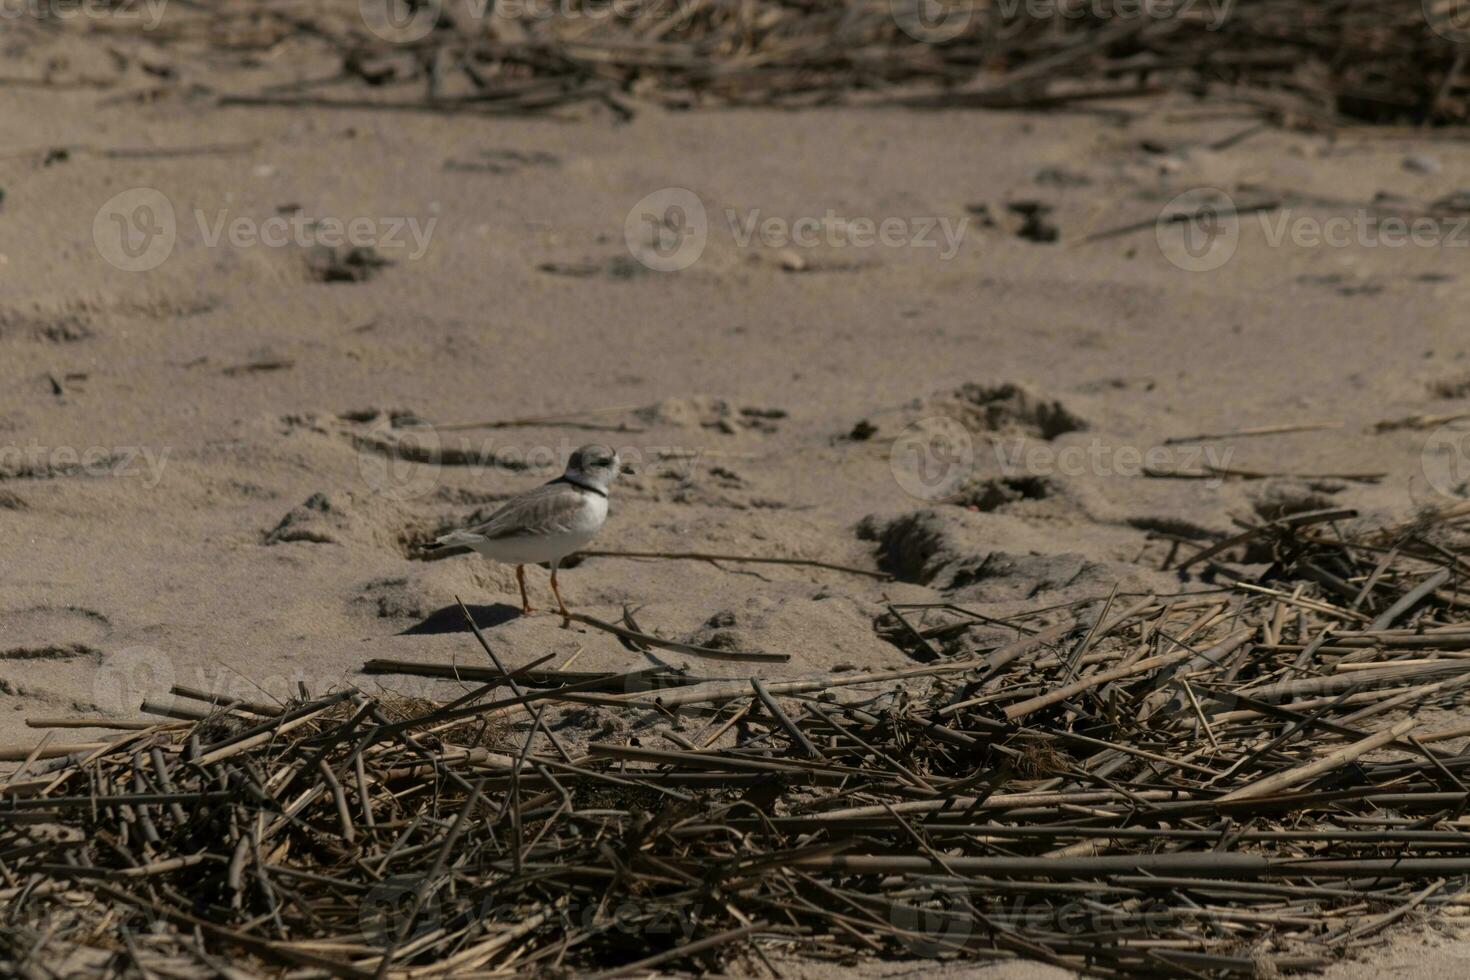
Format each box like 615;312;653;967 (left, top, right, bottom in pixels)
1403;154;1442;174
778;248;806;272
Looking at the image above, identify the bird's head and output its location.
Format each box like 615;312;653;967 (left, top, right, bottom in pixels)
566;444;629;491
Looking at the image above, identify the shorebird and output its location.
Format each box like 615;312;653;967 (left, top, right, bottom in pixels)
429;445;627;618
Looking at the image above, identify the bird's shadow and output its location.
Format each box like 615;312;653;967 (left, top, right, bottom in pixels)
400;603;521;635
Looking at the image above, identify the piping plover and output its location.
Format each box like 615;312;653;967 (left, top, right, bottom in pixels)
431;444;627;618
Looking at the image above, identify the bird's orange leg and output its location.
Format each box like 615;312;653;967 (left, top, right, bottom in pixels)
515;564;535;615
549;567;571;622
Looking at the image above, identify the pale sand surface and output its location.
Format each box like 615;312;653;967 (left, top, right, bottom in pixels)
4;25;1470;976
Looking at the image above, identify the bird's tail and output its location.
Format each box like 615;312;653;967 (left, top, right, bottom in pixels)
417;542;475;561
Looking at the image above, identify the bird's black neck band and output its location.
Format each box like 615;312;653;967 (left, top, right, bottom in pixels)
552;474;607;498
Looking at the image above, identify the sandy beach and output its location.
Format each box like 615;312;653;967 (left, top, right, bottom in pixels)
5;3;1470;975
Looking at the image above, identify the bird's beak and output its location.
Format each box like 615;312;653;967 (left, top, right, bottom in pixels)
620;463;636;476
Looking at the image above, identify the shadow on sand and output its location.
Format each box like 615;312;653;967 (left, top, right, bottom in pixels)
399;603;522;635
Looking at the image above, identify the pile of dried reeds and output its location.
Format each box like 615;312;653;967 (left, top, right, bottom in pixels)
84;0;1470;125
6;501;1470;977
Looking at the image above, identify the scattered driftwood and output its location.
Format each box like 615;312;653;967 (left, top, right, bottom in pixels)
1375;411;1470;432
1144;463;1387;482
41;2;1470;125
1162;420;1344;445
7;509;1470;976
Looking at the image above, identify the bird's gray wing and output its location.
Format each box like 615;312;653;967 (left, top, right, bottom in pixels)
436;482;587;545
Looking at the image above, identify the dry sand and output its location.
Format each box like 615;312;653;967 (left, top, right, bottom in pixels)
5;15;1470;976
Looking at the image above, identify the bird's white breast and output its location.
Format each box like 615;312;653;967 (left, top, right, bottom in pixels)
567;491;609;534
